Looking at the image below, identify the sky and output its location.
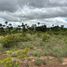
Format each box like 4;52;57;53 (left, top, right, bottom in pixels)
0;0;67;27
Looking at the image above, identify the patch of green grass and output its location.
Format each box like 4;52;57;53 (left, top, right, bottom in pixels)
0;57;20;67
32;49;43;57
0;33;32;48
42;33;50;42
6;48;30;60
35;58;46;66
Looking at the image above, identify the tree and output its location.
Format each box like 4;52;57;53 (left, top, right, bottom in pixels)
61;25;64;29
5;21;8;25
5;21;8;29
37;22;40;27
21;23;24;28
0;23;2;28
0;23;5;34
52;24;54;27
2;25;5;28
17;25;21;32
8;23;13;33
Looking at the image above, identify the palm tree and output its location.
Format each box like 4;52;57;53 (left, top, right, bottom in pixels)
2;25;5;27
25;24;28;29
8;23;13;33
0;23;5;34
0;23;2;28
52;24;54;27
5;21;8;25
37;22;40;27
21;23;26;32
9;23;12;26
21;23;24;28
5;21;8;29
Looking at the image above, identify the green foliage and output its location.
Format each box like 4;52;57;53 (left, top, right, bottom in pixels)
0;48;30;67
18;44;34;49
0;35;16;48
36;32;42;37
53;31;60;35
0;30;67;65
42;33;50;42
0;33;31;48
16;48;30;59
32;49;43;57
0;57;20;67
35;58;46;66
6;48;30;59
43;43;67;62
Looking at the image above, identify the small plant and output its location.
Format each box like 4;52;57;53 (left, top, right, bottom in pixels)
37;32;41;37
0;57;20;67
32;49;42;57
6;48;30;60
19;44;34;49
42;33;50;42
35;58;46;66
0;35;17;48
17;48;30;59
0;33;31;48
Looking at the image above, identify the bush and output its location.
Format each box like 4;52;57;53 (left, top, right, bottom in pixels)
6;48;30;60
37;32;42;37
16;48;30;59
0;33;31;48
35;58;46;66
42;33;50;42
18;44;34;49
0;35;17;48
32;49;42;57
53;31;60;35
0;57;20;67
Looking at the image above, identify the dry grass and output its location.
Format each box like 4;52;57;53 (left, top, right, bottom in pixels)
0;31;67;66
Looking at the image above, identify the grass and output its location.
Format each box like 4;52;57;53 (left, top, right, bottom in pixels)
0;31;67;66
42;32;50;42
35;58;46;66
0;33;32;48
0;57;20;67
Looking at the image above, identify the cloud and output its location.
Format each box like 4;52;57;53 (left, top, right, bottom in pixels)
7;5;67;21
18;0;67;8
0;0;67;26
0;0;18;12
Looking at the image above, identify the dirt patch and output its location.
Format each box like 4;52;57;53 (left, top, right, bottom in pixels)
62;58;67;65
0;54;67;67
0;54;8;60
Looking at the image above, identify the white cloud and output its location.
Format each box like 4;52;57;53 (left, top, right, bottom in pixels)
0;0;67;26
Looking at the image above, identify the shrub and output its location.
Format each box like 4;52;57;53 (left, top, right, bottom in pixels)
0;33;31;48
37;32;42;37
0;57;20;67
16;48;30;59
6;48;30;60
35;58;46;66
32;49;42;57
0;35;17;48
18;44;34;49
42;33;50;42
53;31;60;35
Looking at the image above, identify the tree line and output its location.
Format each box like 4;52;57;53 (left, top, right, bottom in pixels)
0;21;65;35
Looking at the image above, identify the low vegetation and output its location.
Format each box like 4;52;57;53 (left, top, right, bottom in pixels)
0;21;67;66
